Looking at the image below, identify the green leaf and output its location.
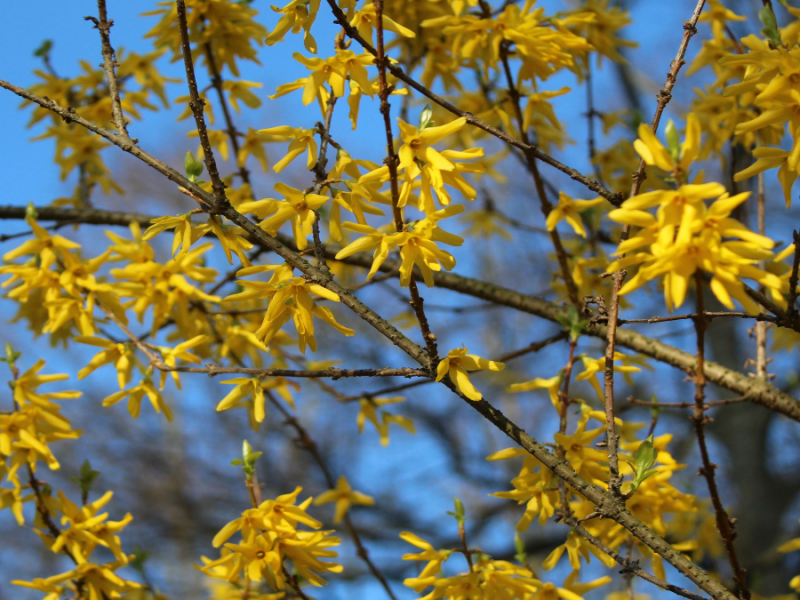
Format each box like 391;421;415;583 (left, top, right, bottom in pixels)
130;546;150;573
185;151;204;182
759;5;778;30
514;532;527;565
649;394;661;419
759;6;783;46
633;435;657;475
237;440;262;477
2;343;21;367
33;39;53;58
419;104;434;130
557;306;589;341
26;202;39;219
626;435;658;495
664;120;680;161
70;459;100;499
446;497;467;526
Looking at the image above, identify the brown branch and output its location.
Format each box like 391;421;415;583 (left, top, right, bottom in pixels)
150;364;430;379
372;0;438;365
202;41;252;188
498;46;580;308
755;171;768;378
564;516;709;600
602;0;707;499
628;396;749;409
440;378;736;600
88;0;130;139
310;95;337;270
619;312;776;325
788;230;800;319
322;0;624;206
692;274;749;599
337;331;567;403
556;338;579;516
176;0;227;205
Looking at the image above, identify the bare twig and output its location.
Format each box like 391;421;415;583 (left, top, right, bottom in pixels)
628;396;750;409
620;312;776;325
498;46;580;308
692;273;749;600
788;230;800;319
89;0;130;139
176;0;227;205
603;0;707;498
202;41;252;188
150;364;429;379
310;94;338;270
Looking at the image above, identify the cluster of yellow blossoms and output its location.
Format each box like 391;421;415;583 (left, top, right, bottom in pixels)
1;355;143;599
200;486;343;592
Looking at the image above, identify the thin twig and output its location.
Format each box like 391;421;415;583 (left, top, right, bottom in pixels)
310;94;338;270
755;171;768;378
692;273;749;600
372;0;438;364
176;0;227;205
628;396;750;409
602;0;707;499
498;46;580;308
202;41;252;188
89;0;130;139
151;364;429;379
788;230;800;319
620;312;776;325
265;390;399;600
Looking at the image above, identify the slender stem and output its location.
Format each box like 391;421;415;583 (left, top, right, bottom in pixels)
202;41;252;189
556;338;579;516
788;230;800;319
310;94;338;270
692;273;750;600
408;278;439;361
91;0;130;139
176;0;228;205
498;48;580;308
265;390;399;600
372;0;438;364
755;171;767;378
629;396;749;409
373;0;403;233
603;0;707;498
